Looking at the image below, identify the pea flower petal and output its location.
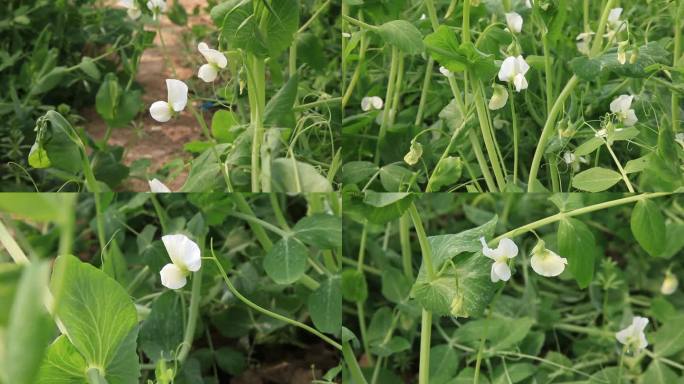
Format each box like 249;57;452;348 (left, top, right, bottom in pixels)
198;64;218;82
119;0;141;19
166;79;188;112
615;316;649;353
480;237;518;282
439;66;452;77
531;248;567;277
505;12;523;33
160;263;187;289
149;100;172;122
361;96;383;111
162;234;201;272
148;178;171;193
488;84;509;110
498;56;529;92
610;94;638;127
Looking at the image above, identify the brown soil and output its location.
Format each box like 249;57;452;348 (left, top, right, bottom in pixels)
84;0;211;192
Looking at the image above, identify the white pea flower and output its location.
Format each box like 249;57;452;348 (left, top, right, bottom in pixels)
498;56;530;92
147;0;166;18
505;12;523;34
150;79;188;122
439;66;452;77
525;0;533;8
563;151;587;172
480;237;518;282
661;272;678;295
610;94;638;127
197;42;228;83
488;84;509;110
148;178;171;193
530;240;567;277
607;8;625;31
576;32;594;55
361;96;383;111
403;141;423;166
342;32;351;38
160;234;201;289
420;13;427;20
119;0;141;19
615;316;649;353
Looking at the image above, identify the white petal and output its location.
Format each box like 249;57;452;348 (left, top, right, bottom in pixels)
505;12;523;33
623;109;638;126
610;94;633;113
525;0;532;8
615;326;632;344
513;73;528;92
198;42;227;68
480;237;496;259
488;84;509;110
370;96;384;110
160;263;187;289
608;8;622;24
147;0;166;12
498;57;517;82
498;238;519;258
490;264;501;282
361;97;372;111
166;79;188;112
576;40;590;55
162;234;201;272
198;64;218;82
632;316;649;332
531;251;567;277
637;333;648;350
148;178;171;193
439;66;452;77
150;101;172;122
493;261;512;281
515;56;530;75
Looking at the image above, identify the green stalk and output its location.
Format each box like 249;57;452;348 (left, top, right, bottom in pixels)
177;267;203;364
399;213;413;279
233;194;273;252
342;341;369;384
356;221;372;364
341;14;368;109
86;367;107;384
211;246;342;351
473;81;506;189
605;143;635;192
469;131;498;192
57;194;76;256
542;35;554;116
508;85;519;183
408;203;435;384
494;193;670;242
672;0;682;133
375;46;400;164
528;0;616;190
462;0;471;42
0;219;30;264
246;54;267;192
414;58;435;126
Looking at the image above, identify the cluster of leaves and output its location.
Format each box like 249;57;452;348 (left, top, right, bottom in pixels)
341;0;683;193
0;192;344;383
0;0;151;191
341;192;684;382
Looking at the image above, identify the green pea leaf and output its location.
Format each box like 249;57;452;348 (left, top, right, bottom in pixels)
270;158;333;192
264;0;299;56
308;275;342;334
293;213;342;249
341;269;368;302
263;236;308;284
211;110;240;143
341;161;379;185
264;74;299;129
376;20;424;54
630;199;666;257
36;335;87;383
429;156;463;191
139;291;184;362
424;25;467;73
411;216;498;317
653;314;684;357
571;167;623;192
557;218;597;288
642;360;679;384
381;266;411;304
44;254;140;383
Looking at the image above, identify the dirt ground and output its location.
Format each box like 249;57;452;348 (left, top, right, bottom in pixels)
85;0;210;192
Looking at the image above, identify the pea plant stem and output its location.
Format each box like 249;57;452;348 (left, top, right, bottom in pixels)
508;85;519;183
473;81;506;190
493;193;670;242
342;341;369;384
528;0;616;190
357;221;372;364
210;243;342;351
672;0;682;133
375;46;400;165
177;266;202;364
399;213;413;279
408;203;435;384
85;367;107;384
245;54;267;192
604;142;635;192
0;218;30;264
233;194;273;252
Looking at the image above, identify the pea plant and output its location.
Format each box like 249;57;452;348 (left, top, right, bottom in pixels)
0;192;345;383
1;0;149;191
341;0;683;193
341;192;684;383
